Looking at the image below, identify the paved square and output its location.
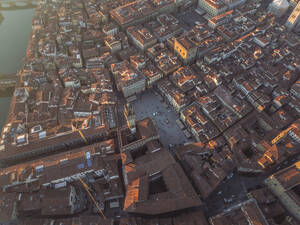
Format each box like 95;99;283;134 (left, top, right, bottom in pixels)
132;89;190;148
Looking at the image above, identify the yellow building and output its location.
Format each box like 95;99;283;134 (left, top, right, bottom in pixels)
174;37;198;64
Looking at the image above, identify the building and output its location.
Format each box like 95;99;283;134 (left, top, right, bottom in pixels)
17;185;86;216
154;52;182;75
290;79;300;99
208;9;234;29
141;61;163;88
0;139;118;189
19;216;114;225
265;161;300;220
147;42;168;60
223;0;246;9
121;139;201;215
110;61;146;98
214;85;251;118
170;66;201;92
0;138;124;219
174;37;198;64
209;199;269;225
104;35;122;53
102;22;119;36
127;26;157;51
288;119;300;144
174;141;234;198
154;14;184;42
118;117;159;152
180;102;220;142
247;187;300;225
157;79;189;112
120;210;209;225
0;193;17;221
110;0;176;28
0;124;110;167
198;0;228;16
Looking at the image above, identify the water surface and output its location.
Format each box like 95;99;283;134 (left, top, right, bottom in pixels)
0;9;35;130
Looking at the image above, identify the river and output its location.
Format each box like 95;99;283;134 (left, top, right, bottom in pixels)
0;9;35;130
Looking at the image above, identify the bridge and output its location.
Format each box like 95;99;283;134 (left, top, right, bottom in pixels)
0;74;17;96
0;0;37;10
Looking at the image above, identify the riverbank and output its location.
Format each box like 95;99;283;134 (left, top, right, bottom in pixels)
0;9;35;74
0;87;14;97
0;5;36;11
0;9;35;131
0;13;3;25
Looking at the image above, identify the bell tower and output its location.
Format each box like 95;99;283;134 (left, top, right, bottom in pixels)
124;103;136;133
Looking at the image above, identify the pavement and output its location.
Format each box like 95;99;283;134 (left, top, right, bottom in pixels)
175;9;207;30
132;89;190;148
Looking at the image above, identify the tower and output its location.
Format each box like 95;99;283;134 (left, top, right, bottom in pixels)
124;103;136;133
285;2;300;31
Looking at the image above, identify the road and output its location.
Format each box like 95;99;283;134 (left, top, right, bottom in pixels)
204;153;300;216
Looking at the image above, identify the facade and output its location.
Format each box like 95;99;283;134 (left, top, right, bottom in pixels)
157;79;189;112
110;61;146;98
110;0;176;28
208;9;234;29
198;0;228;16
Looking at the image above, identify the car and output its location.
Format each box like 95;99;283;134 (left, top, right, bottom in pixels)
153;112;159;116
226;172;234;179
224;198;233;203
